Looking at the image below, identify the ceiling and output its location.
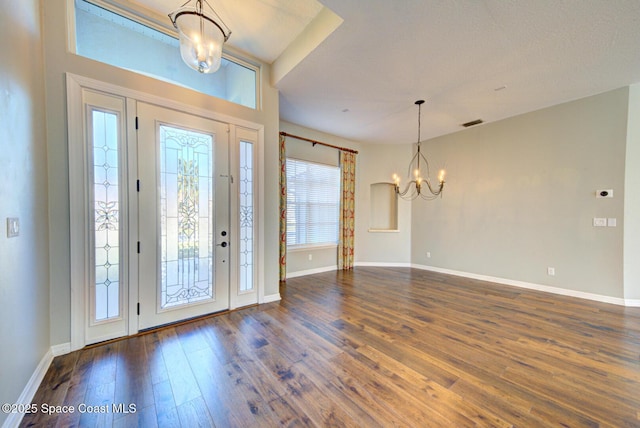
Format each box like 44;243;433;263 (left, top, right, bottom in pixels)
130;0;640;145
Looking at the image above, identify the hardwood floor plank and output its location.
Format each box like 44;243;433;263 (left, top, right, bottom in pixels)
176;396;214;428
78;381;115;428
156;328;202;407
112;404;158;428
54;348;97;428
114;336;154;411
184;347;235;427
152;380;180;428
87;342;118;387
142;332;170;386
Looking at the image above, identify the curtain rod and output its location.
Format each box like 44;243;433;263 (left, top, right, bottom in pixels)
280;132;359;154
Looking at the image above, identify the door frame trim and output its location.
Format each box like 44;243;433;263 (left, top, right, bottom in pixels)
67;73;265;351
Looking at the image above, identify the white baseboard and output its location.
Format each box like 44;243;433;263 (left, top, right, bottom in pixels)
51;342;71;357
262;293;282;304
355;262;412;268
2;348;54;428
286;262;411;278
286;265;338;279
411;263;633;307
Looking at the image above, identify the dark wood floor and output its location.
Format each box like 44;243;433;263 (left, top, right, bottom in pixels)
21;267;640;427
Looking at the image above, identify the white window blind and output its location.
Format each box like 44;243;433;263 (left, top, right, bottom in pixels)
286;158;340;247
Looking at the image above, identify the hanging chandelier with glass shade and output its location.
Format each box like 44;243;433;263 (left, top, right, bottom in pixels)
392;100;446;200
169;0;231;74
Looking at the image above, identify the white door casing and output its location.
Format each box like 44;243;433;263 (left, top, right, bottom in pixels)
68;74;264;350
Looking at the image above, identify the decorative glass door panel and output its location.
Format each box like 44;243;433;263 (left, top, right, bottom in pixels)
160;126;214;308
239;140;254;293
230;128;258;309
92;110;122;321
138;103;229;330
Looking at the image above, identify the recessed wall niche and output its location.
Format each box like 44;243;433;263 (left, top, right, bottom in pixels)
369;182;398;232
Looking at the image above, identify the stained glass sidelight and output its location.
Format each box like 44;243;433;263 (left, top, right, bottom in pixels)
239;141;254;292
160;125;214;308
92;110;120;321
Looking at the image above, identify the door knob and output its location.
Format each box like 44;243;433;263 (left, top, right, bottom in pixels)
217;241;228;248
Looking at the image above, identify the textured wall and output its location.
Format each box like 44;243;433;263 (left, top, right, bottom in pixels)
0;0;50;424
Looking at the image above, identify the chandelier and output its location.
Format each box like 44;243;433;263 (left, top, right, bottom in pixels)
392;100;446;200
169;0;231;74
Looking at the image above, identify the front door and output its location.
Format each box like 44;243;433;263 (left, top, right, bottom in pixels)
137;102;230;330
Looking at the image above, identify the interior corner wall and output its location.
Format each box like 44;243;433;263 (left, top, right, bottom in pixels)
42;0;280;346
0;0;51;424
624;84;640;299
411;88;629;298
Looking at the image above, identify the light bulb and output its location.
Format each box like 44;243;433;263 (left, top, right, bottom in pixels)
438;169;446;183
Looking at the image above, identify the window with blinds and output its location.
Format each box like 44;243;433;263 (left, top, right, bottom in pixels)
286;158;340;248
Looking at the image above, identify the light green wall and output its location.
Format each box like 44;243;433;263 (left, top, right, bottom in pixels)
412;88;629;298
0;0;51;424
624;84;640;299
42;0;280;346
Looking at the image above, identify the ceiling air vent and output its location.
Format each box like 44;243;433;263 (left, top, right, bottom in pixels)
462;119;483;128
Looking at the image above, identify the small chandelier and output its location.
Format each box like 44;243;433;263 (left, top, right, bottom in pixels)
169;0;231;74
392;100;446;200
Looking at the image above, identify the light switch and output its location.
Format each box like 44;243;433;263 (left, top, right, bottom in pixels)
7;217;19;238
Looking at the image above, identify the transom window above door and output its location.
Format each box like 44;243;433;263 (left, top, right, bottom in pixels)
73;0;259;109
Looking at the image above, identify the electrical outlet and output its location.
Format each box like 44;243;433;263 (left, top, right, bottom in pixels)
426;252;431;258
547;267;555;276
308;254;312;261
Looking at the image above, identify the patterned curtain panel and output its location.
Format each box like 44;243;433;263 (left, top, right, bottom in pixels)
338;151;356;270
279;134;287;281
